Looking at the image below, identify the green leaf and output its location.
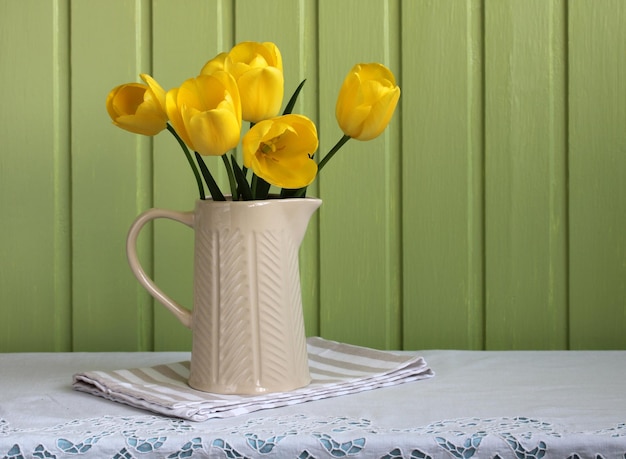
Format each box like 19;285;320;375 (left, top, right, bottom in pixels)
230;155;252;201
282;79;306;115
194;152;225;201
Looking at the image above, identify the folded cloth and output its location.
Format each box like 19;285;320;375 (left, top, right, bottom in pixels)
72;337;434;421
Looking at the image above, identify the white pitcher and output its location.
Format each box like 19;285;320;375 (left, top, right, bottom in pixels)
126;197;321;394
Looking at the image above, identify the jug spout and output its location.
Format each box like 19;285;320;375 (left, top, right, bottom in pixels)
283;198;322;246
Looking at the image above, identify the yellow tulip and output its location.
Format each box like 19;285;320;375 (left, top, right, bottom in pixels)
335;63;400;141
201;41;284;123
242;114;318;189
105;74;168;136
166;71;242;156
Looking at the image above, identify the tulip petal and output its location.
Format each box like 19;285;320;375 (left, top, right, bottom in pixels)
114;114;167;136
238;67;284;122
335;72;365;136
140;73;167;113
200;52;228;75
106;86;122;119
339;104;371;138
110;84;146;116
228;41;282;71
225;42;284;123
166;88;194;148
254;152;317;189
187;106;241;156
357;87;400;141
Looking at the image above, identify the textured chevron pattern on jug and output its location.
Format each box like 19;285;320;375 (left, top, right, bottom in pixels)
189;227;218;390
285;232;309;380
189;226;310;393
216;228;257;389
190;228;255;392
256;230;307;389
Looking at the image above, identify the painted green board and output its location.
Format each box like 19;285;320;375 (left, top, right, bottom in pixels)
484;0;568;349
0;0;71;352
401;0;485;350
568;0;626;349
70;0;153;351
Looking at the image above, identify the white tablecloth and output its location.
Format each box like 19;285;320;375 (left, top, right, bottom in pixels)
1;350;625;458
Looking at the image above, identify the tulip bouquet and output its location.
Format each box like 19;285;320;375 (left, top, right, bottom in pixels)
106;41;400;201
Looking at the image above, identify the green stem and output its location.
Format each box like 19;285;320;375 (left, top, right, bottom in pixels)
317;134;351;173
278;135;351;199
166;124;205;200
252;174;271;200
280;187;307;198
195;152;225;201
221;154;238;200
231;155;253;200
251;174;258;199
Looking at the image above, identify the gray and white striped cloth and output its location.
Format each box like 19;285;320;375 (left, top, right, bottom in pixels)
72;337;433;421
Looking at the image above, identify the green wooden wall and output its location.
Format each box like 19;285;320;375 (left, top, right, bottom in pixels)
1;0;624;352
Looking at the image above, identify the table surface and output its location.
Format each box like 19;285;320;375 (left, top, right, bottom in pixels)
1;350;626;458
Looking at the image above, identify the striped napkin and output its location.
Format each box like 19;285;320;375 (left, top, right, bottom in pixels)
72;337;433;421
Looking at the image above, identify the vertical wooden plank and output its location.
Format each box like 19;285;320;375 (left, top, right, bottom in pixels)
318;0;402;349
151;0;235;351
569;0;626;349
484;0;568;349
234;0;321;337
0;0;71;352
71;0;153;351
401;0;485;350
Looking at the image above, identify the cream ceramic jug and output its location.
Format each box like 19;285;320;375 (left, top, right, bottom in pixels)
126;197;321;394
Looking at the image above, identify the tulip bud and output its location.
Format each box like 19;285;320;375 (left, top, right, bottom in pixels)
335;63;400;141
106;74;168;136
243;114;318;189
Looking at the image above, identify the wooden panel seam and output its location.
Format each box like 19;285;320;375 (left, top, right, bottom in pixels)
136;0;154;351
52;0;73;352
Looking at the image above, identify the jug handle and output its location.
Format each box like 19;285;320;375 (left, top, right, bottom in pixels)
126;208;194;329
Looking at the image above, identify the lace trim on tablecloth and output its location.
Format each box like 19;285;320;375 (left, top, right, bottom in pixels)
2;414;626;458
